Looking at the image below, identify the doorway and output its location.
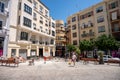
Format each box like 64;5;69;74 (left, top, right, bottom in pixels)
39;48;43;57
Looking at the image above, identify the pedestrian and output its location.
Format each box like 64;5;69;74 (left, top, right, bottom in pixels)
72;52;77;66
44;56;46;64
94;53;98;64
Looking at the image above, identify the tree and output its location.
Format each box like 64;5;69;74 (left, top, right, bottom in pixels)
75;47;81;61
75;47;81;55
66;44;76;58
79;40;94;52
95;34;119;54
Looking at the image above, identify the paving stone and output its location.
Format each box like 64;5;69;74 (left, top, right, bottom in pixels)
0;59;120;80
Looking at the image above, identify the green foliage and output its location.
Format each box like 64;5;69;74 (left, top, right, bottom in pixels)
66;44;76;52
75;47;81;55
97;50;104;58
95;34;119;50
79;40;95;51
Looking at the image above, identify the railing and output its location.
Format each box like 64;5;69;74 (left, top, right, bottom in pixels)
81;23;93;29
111;16;120;21
81;32;94;37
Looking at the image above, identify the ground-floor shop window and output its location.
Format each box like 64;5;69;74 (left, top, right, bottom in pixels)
19;49;27;59
31;50;36;57
11;49;16;57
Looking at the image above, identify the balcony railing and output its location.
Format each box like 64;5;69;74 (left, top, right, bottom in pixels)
111;16;120;21
112;28;120;32
81;23;93;29
0;8;9;17
81;32;94;37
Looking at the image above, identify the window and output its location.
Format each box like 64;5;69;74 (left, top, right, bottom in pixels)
88;21;93;27
72;24;76;30
80;11;93;20
73;32;77;37
52;31;55;36
97;16;104;23
19;2;21;10
33;1;37;9
112;23;120;32
40;16;43;24
111;11;118;20
88;11;93;17
0;21;2;30
52;22;55;28
24;4;32;15
33;23;36;30
51;39;54;44
0;2;4;12
11;49;16;57
45;10;48;17
96;6;103;13
98;26;105;33
81;23;85;29
109;1;118;9
72;17;76;22
20;32;28;40
33;12;37;20
73;40;77;45
23;17;31;28
18;16;20;25
40;6;43;13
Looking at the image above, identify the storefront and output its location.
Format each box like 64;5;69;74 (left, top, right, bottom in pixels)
19;49;27;59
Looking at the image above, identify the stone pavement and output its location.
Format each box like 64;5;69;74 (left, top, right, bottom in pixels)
0;58;120;80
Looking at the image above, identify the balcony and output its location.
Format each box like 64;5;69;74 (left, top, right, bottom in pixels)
81;32;94;38
81;33;88;38
81;23;93;29
89;32;94;36
18;40;30;44
0;8;9;17
111;16;120;22
112;28;120;33
31;40;38;44
39;41;50;45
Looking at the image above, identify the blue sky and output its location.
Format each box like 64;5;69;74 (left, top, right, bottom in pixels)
41;0;103;22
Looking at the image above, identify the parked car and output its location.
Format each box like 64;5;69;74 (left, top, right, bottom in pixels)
103;55;120;62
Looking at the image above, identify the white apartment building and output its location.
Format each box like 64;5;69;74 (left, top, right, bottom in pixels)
7;0;56;59
0;0;10;57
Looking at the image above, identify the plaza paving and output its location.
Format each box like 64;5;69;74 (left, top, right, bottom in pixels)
0;58;120;80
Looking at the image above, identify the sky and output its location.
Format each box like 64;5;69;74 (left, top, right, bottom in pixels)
40;0;103;22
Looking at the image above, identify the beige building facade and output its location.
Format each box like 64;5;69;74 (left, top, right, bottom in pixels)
55;20;66;57
7;0;56;58
66;0;120;46
105;0;120;41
